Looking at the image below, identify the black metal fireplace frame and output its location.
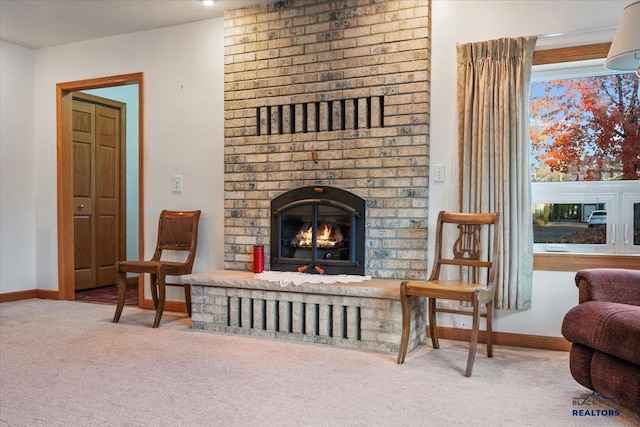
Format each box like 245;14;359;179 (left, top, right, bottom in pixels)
270;186;365;275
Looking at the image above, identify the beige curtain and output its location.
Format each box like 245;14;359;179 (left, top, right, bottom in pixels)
456;36;536;310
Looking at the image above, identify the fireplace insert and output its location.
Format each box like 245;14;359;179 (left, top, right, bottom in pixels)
270;186;365;275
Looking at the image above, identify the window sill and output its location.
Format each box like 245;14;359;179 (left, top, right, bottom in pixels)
533;253;640;272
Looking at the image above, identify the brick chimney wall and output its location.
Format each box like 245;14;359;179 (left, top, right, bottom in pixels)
224;0;430;279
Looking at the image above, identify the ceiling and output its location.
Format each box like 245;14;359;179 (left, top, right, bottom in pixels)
0;0;278;49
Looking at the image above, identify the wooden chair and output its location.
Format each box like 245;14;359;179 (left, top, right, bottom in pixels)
397;211;500;377
113;210;201;328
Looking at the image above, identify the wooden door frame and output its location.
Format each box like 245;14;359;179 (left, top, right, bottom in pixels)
56;73;144;301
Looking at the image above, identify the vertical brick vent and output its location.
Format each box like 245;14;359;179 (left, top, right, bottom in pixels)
257;95;384;136
224;0;431;279
226;293;362;342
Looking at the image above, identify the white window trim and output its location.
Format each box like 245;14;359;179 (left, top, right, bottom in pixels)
532;181;639;255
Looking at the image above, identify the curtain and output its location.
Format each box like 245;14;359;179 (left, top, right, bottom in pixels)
456;36;536;310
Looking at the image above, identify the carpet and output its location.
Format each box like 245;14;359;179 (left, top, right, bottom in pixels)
1;299;637;426
74;283;138;306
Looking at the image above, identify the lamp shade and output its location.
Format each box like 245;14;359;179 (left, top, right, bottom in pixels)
605;1;640;71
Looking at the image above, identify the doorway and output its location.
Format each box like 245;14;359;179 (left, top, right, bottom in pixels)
56;73;144;303
72;92;126;290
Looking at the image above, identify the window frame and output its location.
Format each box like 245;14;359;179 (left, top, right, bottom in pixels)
530;43;640;271
532;181;639;254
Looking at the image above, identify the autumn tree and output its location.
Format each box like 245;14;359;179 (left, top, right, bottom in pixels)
530;73;639;181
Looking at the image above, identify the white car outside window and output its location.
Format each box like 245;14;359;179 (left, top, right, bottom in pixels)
587;210;607;228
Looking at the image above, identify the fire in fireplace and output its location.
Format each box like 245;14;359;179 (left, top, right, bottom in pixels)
291;222;344;248
270;186;365;275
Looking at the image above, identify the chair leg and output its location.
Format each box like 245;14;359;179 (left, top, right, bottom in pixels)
152;274;166;328
184;283;192;317
149;274;159;309
112;270;127;323
486;299;494;358
465;295;481;377
428;298;439;349
397;282;411;364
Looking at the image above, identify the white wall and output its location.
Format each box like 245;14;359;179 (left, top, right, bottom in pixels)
0;1;630;337
0;41;36;293
30;18;226;295
429;0;630;336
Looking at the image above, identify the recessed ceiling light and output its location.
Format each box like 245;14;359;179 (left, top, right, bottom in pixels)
202;0;216;6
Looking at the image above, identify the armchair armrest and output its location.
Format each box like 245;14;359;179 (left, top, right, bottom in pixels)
575;268;640;306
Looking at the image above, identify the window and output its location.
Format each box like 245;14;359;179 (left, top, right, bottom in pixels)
532;181;639;254
530;56;639;255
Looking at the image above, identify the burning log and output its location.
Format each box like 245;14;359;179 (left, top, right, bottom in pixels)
291;222;344;248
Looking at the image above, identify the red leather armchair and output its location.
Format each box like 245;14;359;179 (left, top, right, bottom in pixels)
561;268;640;413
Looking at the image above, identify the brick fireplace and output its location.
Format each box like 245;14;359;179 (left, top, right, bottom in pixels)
224;0;431;280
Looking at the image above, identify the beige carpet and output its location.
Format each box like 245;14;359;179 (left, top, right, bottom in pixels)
1;299;637;426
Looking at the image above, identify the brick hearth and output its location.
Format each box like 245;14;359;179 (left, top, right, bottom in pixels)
184;271;427;353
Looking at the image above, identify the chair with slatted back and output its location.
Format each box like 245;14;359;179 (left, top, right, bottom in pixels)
113;210;201;328
397;211;500;377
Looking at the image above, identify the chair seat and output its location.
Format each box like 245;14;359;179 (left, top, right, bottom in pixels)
117;260;190;276
404;280;488;301
405;279;487;292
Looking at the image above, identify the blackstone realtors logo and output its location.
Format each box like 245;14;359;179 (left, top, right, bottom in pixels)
572;390;621;417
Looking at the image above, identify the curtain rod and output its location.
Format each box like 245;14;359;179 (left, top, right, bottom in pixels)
537;25;617;39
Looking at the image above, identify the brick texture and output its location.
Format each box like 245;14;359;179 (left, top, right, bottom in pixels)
191;282;427;353
224;0;431;279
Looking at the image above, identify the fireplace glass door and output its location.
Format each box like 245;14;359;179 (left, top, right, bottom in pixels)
271;187;365;275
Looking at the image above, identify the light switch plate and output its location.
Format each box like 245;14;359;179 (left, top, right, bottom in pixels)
433;164;445;183
172;175;183;193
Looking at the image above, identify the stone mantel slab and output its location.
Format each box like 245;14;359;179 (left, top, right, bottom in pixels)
182;270;401;299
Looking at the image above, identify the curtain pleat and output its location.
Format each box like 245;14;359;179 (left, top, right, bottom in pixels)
456;37;536;310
